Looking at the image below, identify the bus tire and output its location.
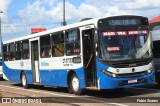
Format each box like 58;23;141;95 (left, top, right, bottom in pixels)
70;73;84;95
21;72;29;89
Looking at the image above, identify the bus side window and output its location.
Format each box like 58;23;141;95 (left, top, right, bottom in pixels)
52;33;64;57
40;35;51;58
22;40;29;59
65;29;80;56
15;42;22;60
8;43;15;61
3;45;9;61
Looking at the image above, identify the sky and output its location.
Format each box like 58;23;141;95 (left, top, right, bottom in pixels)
0;0;160;41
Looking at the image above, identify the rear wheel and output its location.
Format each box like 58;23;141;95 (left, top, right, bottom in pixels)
21;72;29;89
70;73;84;95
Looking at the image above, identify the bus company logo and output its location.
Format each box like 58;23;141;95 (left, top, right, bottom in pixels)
132;68;135;72
41;62;49;66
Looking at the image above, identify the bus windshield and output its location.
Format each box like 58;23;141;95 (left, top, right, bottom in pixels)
99;30;152;61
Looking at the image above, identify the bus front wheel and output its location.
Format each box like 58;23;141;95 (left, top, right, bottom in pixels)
70;73;84;95
21;72;29;89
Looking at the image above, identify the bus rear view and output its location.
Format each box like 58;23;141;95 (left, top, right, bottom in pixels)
96;16;155;89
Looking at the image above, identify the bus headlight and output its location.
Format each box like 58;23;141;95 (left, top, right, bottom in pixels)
111;74;116;78
100;68;117;78
147;66;154;74
147;69;151;74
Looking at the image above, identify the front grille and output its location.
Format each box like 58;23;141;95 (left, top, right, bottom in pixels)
116;71;148;78
112;60;150;68
100;58;152;68
107;59;151;68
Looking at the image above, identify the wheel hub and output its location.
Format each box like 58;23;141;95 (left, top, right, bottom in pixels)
72;77;79;92
22;75;26;86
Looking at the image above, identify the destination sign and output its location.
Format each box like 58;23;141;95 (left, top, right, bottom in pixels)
107;47;120;51
108;19;141;26
102;30;148;36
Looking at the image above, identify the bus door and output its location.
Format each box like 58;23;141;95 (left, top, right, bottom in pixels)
30;38;40;83
80;25;96;87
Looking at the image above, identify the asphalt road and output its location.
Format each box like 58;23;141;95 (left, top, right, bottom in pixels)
0;79;160;106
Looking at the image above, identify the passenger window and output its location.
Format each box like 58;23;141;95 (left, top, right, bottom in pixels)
52;33;64;57
8;43;15;61
22;40;29;59
66;30;80;56
40;35;51;58
3;45;9;61
15;42;22;60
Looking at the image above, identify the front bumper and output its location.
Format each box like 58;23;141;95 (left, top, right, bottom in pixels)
98;70;155;89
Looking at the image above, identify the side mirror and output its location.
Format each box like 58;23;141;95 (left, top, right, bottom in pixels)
95;43;98;52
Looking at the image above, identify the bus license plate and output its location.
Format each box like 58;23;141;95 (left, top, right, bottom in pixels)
128;79;137;84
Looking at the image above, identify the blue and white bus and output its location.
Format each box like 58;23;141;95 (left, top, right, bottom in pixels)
2;15;155;95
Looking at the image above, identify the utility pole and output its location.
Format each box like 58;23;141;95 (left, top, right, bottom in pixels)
62;0;66;26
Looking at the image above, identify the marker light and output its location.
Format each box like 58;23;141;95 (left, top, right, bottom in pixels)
111;74;116;78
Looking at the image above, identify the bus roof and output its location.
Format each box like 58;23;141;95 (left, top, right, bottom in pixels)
3;17;100;44
3;15;147;44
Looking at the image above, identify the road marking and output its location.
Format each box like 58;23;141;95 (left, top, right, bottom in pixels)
0;84;75;97
0;84;128;106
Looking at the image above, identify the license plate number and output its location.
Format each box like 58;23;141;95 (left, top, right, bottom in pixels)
128;79;137;84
